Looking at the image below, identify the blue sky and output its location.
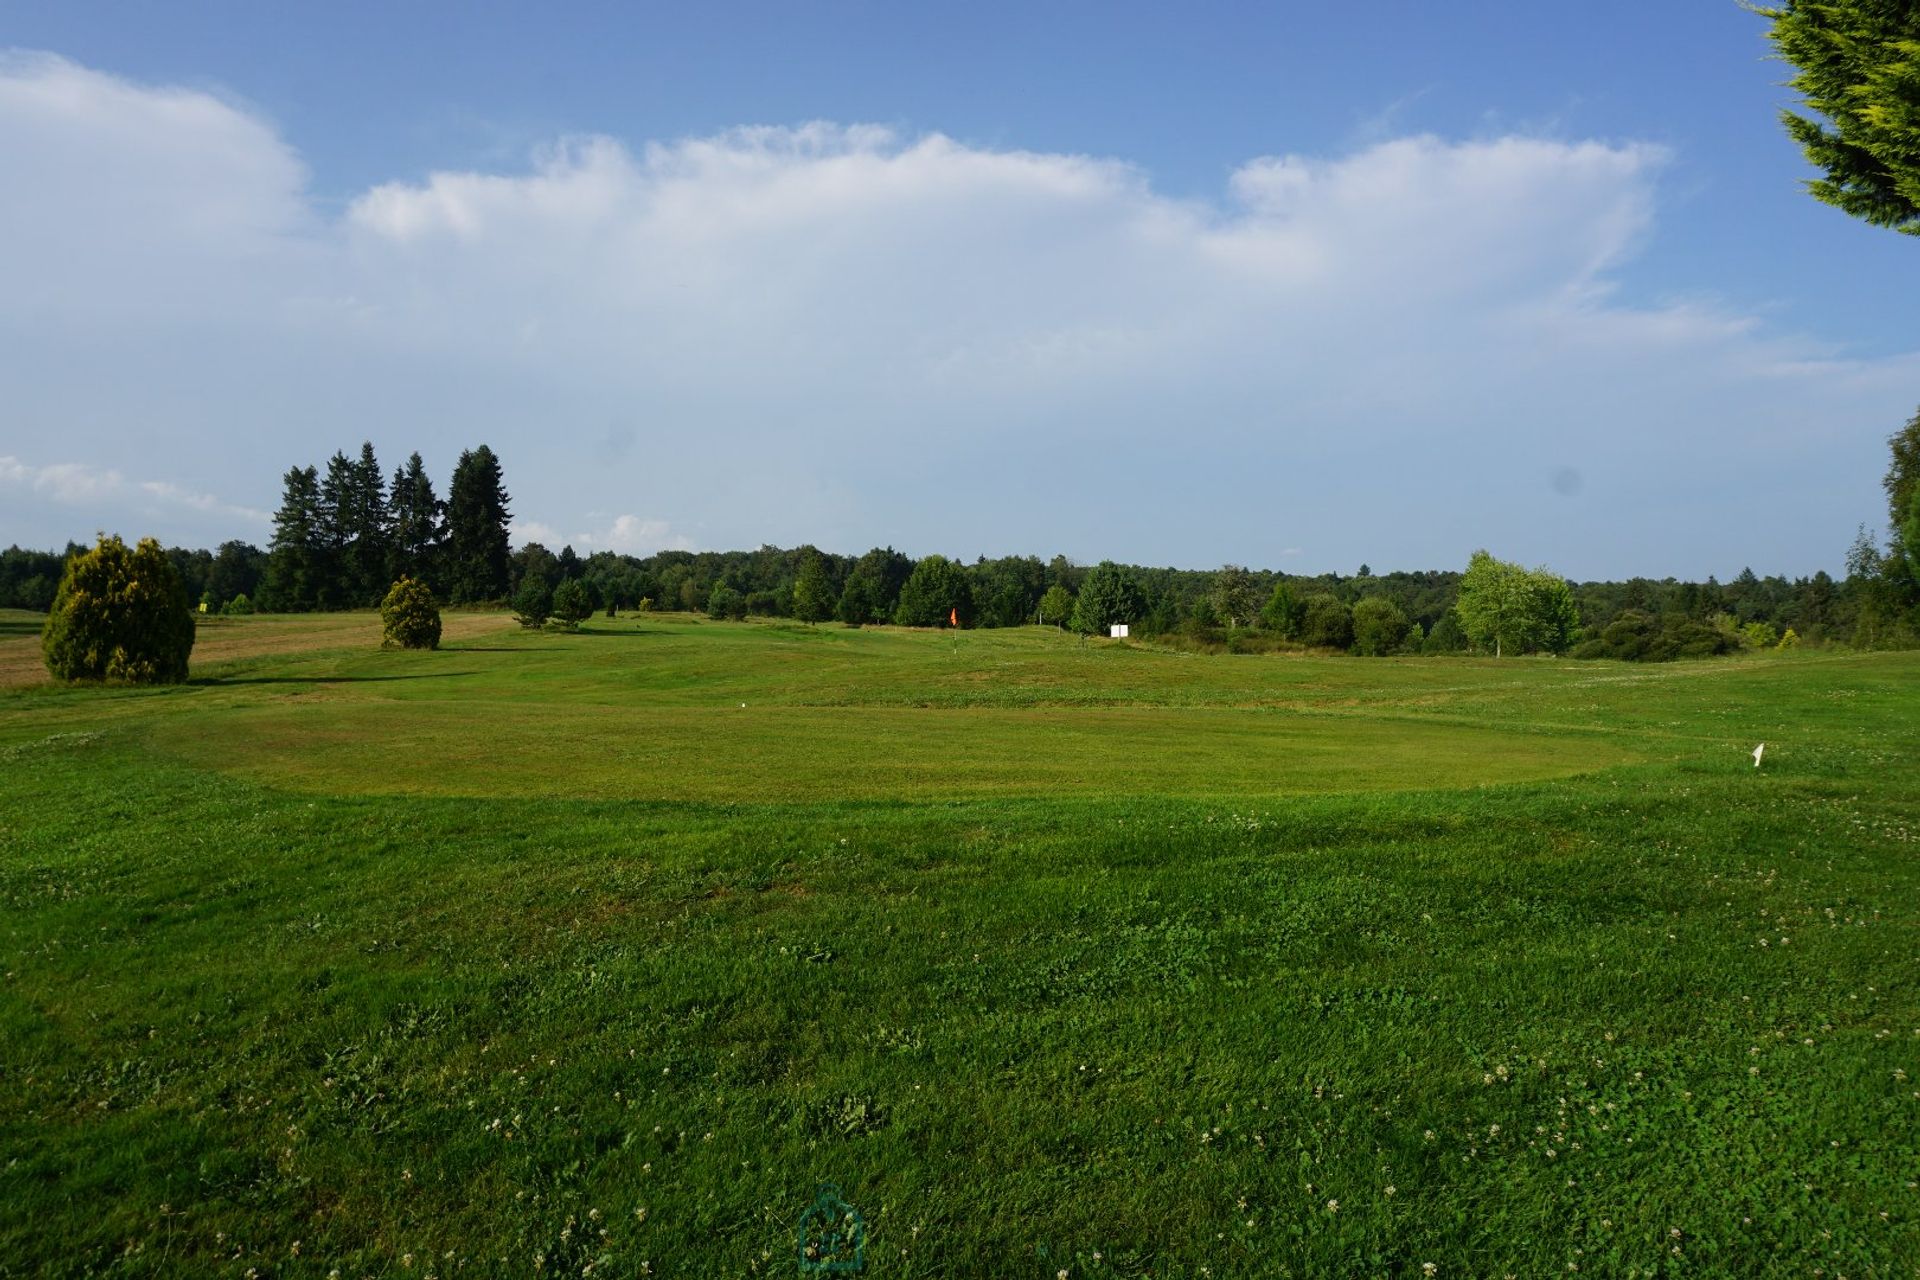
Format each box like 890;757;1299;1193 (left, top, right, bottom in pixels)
2;1;1915;577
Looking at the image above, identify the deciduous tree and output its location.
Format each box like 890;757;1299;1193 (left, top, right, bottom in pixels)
1068;560;1144;634
1455;550;1580;656
894;554;972;627
1298;593;1354;649
1211;564;1259;629
1351;596;1410;656
838;547;911;624
707;583;748;620
792;549;836;623
1259;581;1299;637
1038;584;1073;627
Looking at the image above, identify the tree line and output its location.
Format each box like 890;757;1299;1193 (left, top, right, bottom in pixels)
6;412;1917;659
251;443;512;611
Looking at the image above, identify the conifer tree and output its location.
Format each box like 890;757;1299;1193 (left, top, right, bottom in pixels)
43;535;195;682
387;451;445;590
445;445;512;603
345;442;390;606
316;450;356;608
1761;1;1920;234
262;465;323;611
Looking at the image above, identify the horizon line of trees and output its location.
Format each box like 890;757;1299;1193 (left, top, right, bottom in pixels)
0;533;1898;659
5;411;1917;658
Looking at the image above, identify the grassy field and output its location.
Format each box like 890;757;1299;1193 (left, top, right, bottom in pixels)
1;608;1916;1278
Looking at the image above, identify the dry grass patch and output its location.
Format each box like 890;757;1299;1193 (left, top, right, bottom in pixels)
0;609;515;688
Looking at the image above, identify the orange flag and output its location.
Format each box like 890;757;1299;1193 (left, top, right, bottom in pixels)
949;607;958;628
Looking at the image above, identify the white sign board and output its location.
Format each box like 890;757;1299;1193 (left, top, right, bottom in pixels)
1109;624;1129;638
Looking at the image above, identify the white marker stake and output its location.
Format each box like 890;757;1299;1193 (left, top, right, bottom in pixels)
1752;742;1765;768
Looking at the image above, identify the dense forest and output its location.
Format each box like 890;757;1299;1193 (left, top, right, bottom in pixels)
7;412;1918;659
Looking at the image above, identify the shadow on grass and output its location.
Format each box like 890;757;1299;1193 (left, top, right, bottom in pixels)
192;671;480;686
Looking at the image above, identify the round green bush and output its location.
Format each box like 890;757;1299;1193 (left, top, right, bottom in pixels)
1350;596;1410;656
512;579;552;629
1298;593;1354;650
380;577;442;650
42;534;195;683
550;579;594;630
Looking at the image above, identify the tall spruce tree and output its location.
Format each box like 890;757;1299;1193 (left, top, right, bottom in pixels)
316;451;356;609
344;442;390;606
445;445;512;603
387;451;445;590
262;465;323;611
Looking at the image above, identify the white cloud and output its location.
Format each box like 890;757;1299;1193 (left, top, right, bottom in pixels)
0;52;1914;576
508;519;563;548
0;455;269;530
584;515;692;556
510;513;690;556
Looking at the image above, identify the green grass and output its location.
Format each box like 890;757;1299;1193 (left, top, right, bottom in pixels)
1;610;1917;1277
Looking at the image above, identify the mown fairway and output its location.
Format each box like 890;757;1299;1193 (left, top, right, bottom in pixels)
1;609;1916;1278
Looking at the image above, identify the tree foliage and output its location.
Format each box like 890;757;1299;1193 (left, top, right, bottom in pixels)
1211;564;1260;629
1350;596;1410;656
1259;581;1300;637
1298;593;1354;649
1454;550;1579;656
1038;584;1073;627
1761;0;1920;234
894;554;973;627
1069;560;1145;634
380;577;442;650
837;547;911;625
445;445;512;604
42;534;195;683
791;549;836;623
970;555;1047;628
1570;610;1736;662
512;579;552;629
1885;406;1920;591
388;452;444;587
550;579;594;630
263;465;323;611
343;443;391;605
